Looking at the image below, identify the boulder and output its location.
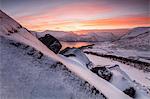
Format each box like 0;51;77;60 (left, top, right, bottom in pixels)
123;87;136;98
91;66;112;81
39;34;62;54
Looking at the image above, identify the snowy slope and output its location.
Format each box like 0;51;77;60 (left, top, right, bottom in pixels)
121;27;150;39
0;37;106;99
0;37;73;99
0;10;133;99
86;44;150;64
0;10;23;36
86;54;150;87
115;27;150;51
86;54;150;99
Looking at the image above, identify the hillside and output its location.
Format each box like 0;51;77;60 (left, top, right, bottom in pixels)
114;27;150;51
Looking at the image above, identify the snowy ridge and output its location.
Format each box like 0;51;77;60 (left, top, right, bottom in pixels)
121;27;150;39
34;30;116;42
0;10;134;99
114;27;150;51
0;10;22;36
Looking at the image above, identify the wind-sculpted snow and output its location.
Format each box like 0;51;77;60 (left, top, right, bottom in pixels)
0;10;134;99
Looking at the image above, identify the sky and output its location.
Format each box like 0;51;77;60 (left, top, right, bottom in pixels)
0;0;150;32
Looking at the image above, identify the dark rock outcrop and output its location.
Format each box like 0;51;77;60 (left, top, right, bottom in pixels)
90;66;112;81
39;34;62;54
123;87;136;98
59;47;71;55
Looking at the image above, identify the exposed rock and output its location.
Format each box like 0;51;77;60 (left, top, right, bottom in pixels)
39;34;62;54
10;42;21;47
91;66;112;81
27;48;35;55
123;87;136;98
59;47;71;55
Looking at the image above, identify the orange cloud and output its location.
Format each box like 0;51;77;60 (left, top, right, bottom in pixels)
80;15;150;29
19;15;149;31
83;16;149;25
14;2;149;32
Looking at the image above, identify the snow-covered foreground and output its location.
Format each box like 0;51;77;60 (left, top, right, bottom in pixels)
0;10;133;99
0;32;132;99
0;37;106;99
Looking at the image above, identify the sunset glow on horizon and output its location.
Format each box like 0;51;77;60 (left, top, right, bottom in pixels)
1;0;149;32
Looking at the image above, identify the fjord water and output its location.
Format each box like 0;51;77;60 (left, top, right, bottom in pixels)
61;41;92;49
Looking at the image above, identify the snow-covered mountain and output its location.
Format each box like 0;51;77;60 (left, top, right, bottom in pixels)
32;30;77;39
34;30;117;42
114;27;150;51
121;27;150;39
79;32;116;42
